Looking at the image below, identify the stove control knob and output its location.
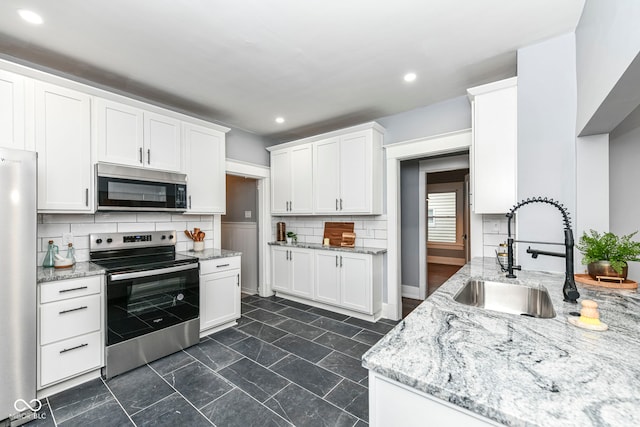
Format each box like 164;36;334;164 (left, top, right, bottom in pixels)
107;238;113;243
95;239;102;244
161;235;166;240
168;234;174;240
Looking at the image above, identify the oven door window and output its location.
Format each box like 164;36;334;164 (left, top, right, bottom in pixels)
107;268;199;346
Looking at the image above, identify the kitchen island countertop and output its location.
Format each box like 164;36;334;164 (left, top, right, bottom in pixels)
363;257;640;427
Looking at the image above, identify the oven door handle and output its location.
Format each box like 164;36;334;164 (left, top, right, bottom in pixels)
109;263;198;282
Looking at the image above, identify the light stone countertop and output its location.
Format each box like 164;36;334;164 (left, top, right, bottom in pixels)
268;241;387;255
362;257;640;427
37;262;106;283
177;248;242;260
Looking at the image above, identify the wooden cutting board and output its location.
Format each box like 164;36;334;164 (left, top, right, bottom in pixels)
574;274;638;290
323;222;354;246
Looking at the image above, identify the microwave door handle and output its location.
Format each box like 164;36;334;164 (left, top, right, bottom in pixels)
109;263;198;282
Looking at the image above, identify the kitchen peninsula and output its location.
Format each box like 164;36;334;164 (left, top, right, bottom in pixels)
363;258;640;426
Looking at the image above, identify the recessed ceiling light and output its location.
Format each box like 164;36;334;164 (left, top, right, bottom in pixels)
17;9;43;25
404;72;417;83
275;117;285;124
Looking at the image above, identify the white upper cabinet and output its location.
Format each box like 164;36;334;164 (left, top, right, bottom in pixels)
95;98;181;172
270;143;313;215
269;122;384;216
35;81;93;212
144;112;181;172
467;77;517;214
314;127;382;215
182;122;226;214
0;69;26;150
95;98;143;167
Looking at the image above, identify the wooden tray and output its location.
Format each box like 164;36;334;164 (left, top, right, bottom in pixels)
574;274;638;290
323;222;354;246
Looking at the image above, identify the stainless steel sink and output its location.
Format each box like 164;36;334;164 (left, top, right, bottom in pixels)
453;279;556;318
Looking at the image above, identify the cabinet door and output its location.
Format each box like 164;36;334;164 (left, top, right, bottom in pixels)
339;131;371;213
290;248;314;299
143;112;181;172
290;144;313;213
183;123;226;214
35;82;92;212
271;149;291;214
472;83;517;214
313;137;340;214
95;98;144;167
315;252;340;305
0;69;26;150
271;247;291;292
200;269;240;331
340;253;371;313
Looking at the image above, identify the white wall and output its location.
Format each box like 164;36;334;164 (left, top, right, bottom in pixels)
517;33;578;273
38;213;217;265
609;124;640;280
576;0;640;135
226;128;271;166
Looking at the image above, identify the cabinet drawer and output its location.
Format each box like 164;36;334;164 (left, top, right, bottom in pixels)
200;257;241;275
40;331;102;387
40;294;101;345
40;275;101;303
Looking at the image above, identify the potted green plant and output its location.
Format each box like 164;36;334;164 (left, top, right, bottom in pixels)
576;230;640;280
286;231;297;244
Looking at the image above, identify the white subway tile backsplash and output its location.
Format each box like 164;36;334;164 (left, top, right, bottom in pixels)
138;212;172;223
37;213;218;266
118;222;155;232
71;222;117;235
37;223;70;237
374;229;387;239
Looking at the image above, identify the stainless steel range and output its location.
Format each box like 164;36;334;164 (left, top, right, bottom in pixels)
90;230;199;379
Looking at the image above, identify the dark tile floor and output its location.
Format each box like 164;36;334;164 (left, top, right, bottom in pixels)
29;295;399;427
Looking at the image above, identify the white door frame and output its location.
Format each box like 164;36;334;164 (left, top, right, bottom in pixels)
384;129;472;320
418;154;470;300
225;159;272;297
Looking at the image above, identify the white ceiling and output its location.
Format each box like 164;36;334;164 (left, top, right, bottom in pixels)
0;0;585;141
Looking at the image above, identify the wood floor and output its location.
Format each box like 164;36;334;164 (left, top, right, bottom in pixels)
401;263;462;318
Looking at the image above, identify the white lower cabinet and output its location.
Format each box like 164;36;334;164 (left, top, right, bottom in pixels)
38;276;104;390
271;245;382;319
369;372;500;427
200;256;241;333
316;251;373;314
271;246;314;299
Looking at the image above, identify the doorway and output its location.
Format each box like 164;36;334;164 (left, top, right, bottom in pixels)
425;169;469;296
222;174;259;295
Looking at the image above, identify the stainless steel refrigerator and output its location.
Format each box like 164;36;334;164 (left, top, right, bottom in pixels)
0;148;37;424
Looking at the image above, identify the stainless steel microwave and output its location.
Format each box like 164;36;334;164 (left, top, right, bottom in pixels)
96;163;188;212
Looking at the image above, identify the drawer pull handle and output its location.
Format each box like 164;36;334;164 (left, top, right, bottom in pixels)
60;343;88;354
216;263;230;268
59;286;88;293
59;306;88;315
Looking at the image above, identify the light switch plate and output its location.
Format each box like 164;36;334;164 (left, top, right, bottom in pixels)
244;211;252;219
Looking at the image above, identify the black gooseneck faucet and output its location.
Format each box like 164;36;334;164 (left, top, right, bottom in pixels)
505;197;580;304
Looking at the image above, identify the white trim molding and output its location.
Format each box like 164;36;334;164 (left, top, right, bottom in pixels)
384;129;472;320
225;159;272;297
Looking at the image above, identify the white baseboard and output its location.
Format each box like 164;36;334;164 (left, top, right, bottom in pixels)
401;284;420;299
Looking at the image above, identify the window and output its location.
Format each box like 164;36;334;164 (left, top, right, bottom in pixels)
426;182;464;249
427;192;456;243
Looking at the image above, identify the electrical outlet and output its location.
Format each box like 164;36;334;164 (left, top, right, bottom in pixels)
244;211;252;219
63;232;73;245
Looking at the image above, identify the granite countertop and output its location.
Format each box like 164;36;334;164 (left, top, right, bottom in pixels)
37;262;106;283
177;248;242;260
363;257;640;427
268;241;387;255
